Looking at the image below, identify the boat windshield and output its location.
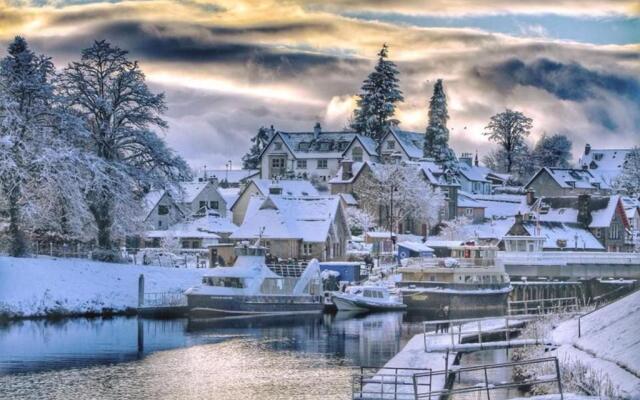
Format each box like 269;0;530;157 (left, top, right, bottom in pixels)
363;289;384;299
202;276;245;288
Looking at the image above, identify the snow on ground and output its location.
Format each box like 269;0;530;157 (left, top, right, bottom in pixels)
549;289;640;398
0;256;208;318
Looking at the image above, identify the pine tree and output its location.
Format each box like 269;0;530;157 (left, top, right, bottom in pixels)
615;147;640;198
483;109;533;173
351;44;404;143
423;79;458;177
242;126;271;169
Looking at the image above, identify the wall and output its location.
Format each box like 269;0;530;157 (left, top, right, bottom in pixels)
188;184;227;218
231;182;262;225
145;193;182;230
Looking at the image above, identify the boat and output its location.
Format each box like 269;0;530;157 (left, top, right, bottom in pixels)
396;245;512;315
332;286;407;312
185;242;324;318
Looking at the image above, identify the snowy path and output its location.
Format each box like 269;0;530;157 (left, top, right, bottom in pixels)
0;256;208;318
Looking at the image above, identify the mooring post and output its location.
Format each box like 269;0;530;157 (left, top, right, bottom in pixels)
138;274;145;307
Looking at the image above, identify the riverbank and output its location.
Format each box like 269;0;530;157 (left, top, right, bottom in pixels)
0;256;208;320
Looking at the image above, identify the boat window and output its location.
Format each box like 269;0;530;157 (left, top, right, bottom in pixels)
465;276;471;282
363;290;371;298
208;277;245;288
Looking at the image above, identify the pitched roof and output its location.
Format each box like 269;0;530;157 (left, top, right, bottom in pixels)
388;127;424;159
397;241;434;252
252;179;319;196
470;194;528;219
530;195;625;228
526;167;609;190
329;161;370;184
519;221;604;251
264;130;358;159
142;189;166;219
579;148;632;186
199;169;259;184
230;196;342;242
457;163;491;183
346;135;379;156
177;181;213;203
457;192;486;208
145;214;235;239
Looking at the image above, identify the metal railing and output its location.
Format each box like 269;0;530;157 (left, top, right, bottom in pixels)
498;251;640;265
422;315;544;353
141;292;187;308
413;357;563;400
352;366;431;400
402;257;497;268
267;263;308;278
508;296;580;315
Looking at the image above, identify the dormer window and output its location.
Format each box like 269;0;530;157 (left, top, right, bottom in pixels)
319;142;330;151
387;140;395;149
299;142;309;151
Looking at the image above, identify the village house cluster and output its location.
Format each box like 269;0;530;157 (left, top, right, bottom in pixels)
142;124;639;263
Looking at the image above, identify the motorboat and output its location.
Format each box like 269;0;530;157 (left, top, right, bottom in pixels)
332;286;407;312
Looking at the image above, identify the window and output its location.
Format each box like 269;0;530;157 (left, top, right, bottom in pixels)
352;147;363;162
387;140;395;149
199;200;206;210
297;160;307;169
209;201;219;210
317;159;328;169
319;142;330;151
609;224;620;240
594;153;603;161
274;142;282;150
299;142;309;151
158;220;162;228
465;208;473;216
303;243;313;255
158;205;169;215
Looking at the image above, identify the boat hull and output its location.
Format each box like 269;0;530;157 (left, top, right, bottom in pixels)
332;294;407;312
187;294;324;318
401;288;510;316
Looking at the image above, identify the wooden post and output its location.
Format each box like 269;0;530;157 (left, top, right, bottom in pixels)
138;274;145;307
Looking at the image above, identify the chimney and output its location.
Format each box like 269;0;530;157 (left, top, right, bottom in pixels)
577;194;592;227
313;122;321;140
459;152;473;167
515;212;523;225
474;151;479;167
526;189;536;206
341;159;353;181
584;143;591;156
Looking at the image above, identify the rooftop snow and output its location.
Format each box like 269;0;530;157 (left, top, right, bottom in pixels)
142;189;166;219
198;169;258;184
177;181;212;203
397;241;434;252
470;194;528;219
520;221;604;250
252;179;319;197
579;148;632;186
531;195;621;228
458;163;491;183
458;192;486;208
389;128;424;159
528;167;609;190
146;214;238;239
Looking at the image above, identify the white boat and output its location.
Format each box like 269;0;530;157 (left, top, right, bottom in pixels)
332;286;407;312
185;242;324;317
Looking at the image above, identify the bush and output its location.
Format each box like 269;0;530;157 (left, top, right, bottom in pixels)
91;249;124;263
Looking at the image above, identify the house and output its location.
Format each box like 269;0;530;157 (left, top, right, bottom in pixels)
230;179;319;225
145;217;221;249
456;153;492;195
196;169;259;187
505;213;604;252
578;144;632;187
377;127;424;161
528;194;631;252
415;160;460;222
142;190;184;230
457;192;486;223
524;167;610;197
177;181;228;218
258;124;378;181
230;195;349;261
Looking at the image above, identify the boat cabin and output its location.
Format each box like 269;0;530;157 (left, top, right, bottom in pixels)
347;286;389;300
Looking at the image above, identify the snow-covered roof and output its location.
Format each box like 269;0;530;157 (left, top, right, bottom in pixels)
268;130;358;158
462;217;515;240
230;195;342;242
349;135;379;156
470;194;528;219
366;231;396;239
458;192;486;208
252;179;319;197
389;127;424;159
218;187;241;211
177;181;213;203
329;161;370;184
142;189;166;219
414;160;459;186
397;241;434;252
531;195;623;228
526;167;609;190
622;197;640;220
339;193;358;206
579;148;631;186
423;240;465;248
199;169;259;184
520;221;604;251
457;163;491;183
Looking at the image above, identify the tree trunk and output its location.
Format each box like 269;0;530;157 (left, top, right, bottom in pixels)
8;184;27;257
506;151;513;173
89;196;113;250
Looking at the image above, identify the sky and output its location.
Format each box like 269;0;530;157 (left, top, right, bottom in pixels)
1;0;639;171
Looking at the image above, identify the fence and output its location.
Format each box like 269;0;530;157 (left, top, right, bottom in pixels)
508;296;580;315
412;357;563;400
351;366;431;400
141;292;187;308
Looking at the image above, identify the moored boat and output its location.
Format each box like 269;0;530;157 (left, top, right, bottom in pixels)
185;242;324;318
332;286;406;312
397;245;512;316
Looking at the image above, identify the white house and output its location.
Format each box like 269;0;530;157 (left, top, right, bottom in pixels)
230;195;349;261
142;190;184;230
177;181;228;218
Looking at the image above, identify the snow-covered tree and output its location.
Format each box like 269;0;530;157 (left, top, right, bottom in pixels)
242;126;271;170
614;147;640;198
345;207;377;236
424;79;457;174
437;216;472;241
532;133;572;169
483;109;533;173
0;37;91;256
354;162;445;235
351;44;404;143
60;40;190;254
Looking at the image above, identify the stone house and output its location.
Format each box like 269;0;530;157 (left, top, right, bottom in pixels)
230;195;349;261
524;167;610;197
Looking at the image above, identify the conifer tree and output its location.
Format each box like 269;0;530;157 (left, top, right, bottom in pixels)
351;44;404;143
423;79;457;174
242;126;272;170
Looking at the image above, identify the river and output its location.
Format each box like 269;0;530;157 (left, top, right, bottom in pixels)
0;312;424;399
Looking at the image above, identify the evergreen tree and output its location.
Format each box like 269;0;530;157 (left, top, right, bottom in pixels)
483;109;533;173
423;79;457;175
242;126;271;169
532;133;572;168
351;44;404;143
615;147;640;198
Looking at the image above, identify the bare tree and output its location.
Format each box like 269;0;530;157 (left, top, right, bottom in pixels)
60;40;190;254
483;109;533;173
